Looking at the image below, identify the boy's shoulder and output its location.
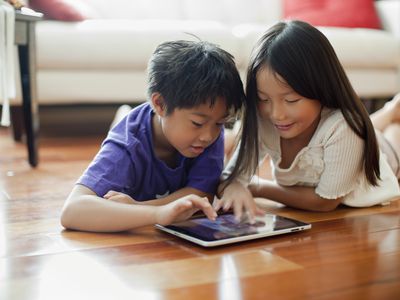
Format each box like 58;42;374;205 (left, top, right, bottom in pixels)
116;102;151;132
106;102;153;148
127;102;152;122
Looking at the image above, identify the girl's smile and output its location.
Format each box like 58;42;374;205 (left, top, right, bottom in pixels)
256;67;322;144
274;122;295;131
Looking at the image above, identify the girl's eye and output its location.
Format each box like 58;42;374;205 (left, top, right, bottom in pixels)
285;98;301;103
258;98;270;103
191;121;203;127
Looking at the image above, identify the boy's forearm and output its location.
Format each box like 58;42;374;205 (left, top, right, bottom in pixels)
249;179;342;212
144;187;212;206
61;195;159;232
60;185;213;232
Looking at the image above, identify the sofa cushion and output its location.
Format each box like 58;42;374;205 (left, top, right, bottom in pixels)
83;0;182;20
29;0;97;21
182;0;282;25
233;24;400;69
36;20;242;69
283;0;381;29
318;27;400;68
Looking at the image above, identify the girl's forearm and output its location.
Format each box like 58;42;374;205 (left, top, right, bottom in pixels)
249;178;342;212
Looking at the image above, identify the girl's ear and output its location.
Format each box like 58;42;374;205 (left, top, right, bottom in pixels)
151;92;167;117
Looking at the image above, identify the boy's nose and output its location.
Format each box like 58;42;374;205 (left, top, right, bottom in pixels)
199;129;214;144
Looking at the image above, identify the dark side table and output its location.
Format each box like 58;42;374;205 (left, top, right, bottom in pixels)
14;9;43;167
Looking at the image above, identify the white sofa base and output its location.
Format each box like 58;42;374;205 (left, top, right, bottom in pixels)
35;68;400;105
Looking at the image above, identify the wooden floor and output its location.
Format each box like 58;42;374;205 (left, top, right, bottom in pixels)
1;127;400;300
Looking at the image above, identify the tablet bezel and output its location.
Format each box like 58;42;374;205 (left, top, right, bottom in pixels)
155;214;311;247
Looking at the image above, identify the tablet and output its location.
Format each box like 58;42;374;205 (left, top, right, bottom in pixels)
155;213;311;247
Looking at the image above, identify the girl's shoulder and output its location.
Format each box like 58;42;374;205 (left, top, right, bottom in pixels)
312;108;357;145
319;108;344;130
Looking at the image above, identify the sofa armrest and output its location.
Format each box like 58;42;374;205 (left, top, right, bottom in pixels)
375;0;400;38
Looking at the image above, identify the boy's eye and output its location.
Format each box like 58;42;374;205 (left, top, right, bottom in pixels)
191;121;203;127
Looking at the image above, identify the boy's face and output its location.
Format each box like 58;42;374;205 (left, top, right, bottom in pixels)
156;97;229;158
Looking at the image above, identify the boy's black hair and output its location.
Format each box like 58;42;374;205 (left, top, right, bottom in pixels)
228;20;380;186
147;40;245;115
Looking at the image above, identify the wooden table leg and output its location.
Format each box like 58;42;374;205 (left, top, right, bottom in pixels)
16;19;39;167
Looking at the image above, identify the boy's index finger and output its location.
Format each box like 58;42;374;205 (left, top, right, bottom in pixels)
190;197;217;221
202;205;217;221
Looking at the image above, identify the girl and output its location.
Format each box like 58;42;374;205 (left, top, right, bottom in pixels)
217;20;400;220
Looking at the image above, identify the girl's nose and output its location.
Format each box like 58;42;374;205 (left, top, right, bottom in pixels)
270;103;286;121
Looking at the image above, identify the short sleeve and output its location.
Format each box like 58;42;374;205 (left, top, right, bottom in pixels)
186;132;224;194
77;141;137;197
315;121;364;199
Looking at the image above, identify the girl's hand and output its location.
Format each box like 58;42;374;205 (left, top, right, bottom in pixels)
104;190;139;204
214;180;264;223
156;195;217;226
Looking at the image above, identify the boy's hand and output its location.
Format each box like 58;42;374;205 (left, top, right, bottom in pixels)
214;180;264;223
156;195;217;226
104;190;139;204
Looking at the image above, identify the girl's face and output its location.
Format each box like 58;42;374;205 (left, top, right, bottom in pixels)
256;67;322;141
154;97;229;158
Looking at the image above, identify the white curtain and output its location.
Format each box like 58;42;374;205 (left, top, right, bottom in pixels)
0;0;15;126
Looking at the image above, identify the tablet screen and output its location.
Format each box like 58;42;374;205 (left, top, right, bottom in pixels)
164;214;310;242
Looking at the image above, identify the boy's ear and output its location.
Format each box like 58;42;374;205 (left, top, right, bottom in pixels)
151;92;167;116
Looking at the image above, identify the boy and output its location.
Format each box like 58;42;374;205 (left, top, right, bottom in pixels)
61;40;246;232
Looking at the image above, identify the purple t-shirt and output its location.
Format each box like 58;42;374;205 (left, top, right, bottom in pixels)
78;102;224;201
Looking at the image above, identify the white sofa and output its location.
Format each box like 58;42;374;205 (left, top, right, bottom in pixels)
14;0;400;106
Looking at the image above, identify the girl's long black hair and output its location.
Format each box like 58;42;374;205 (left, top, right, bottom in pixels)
227;20;380;186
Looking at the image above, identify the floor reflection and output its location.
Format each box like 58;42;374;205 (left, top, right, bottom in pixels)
218;255;242;300
37;252;161;300
0;190;9;258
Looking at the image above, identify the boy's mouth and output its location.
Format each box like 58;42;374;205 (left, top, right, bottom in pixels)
190;145;205;155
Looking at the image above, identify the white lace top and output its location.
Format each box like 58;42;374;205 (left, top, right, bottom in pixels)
259;108;364;199
223;108;400;206
259;109;365;199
